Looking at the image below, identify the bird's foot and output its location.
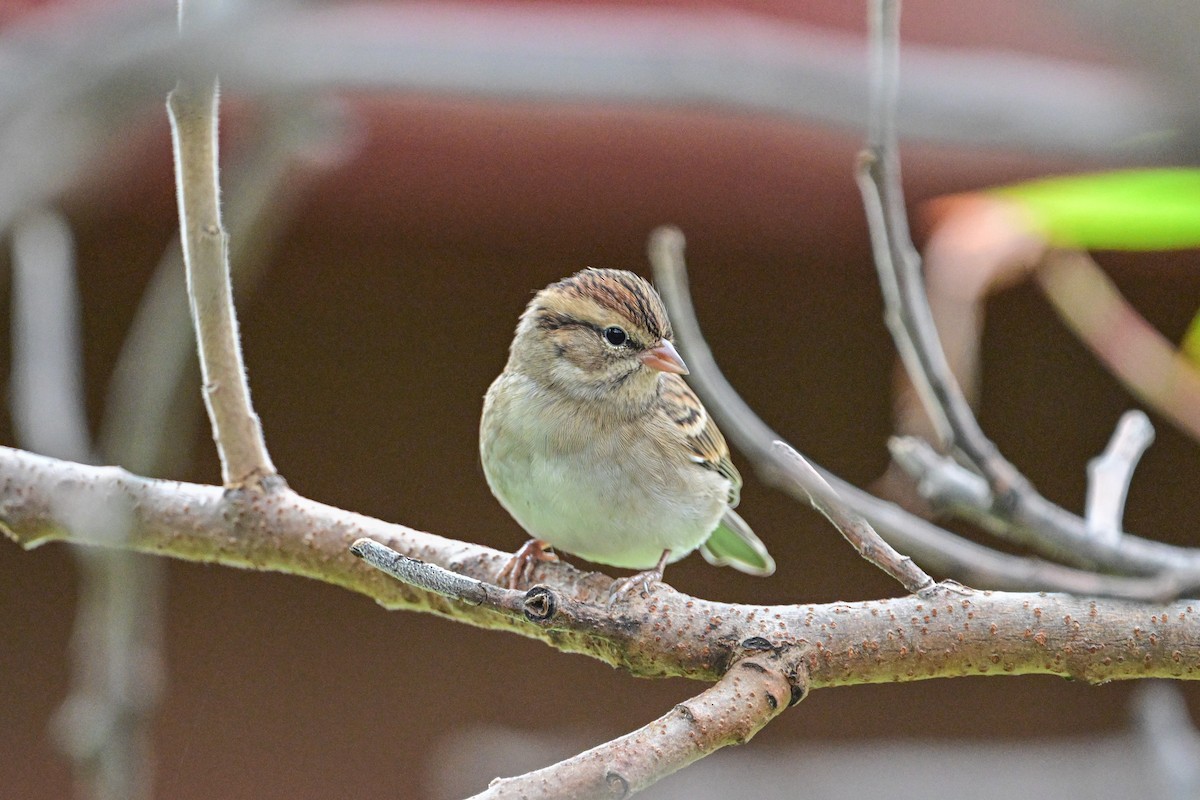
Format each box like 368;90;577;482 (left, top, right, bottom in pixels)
498;539;559;589
607;550;671;608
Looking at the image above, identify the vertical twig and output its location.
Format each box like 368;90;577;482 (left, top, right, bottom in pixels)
102;102;339;476
1085;410;1155;546
10;210;91;459
1132;681;1200;798
167;18;277;488
11;209;161;800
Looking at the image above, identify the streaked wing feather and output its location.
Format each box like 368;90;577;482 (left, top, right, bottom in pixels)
659;373;741;506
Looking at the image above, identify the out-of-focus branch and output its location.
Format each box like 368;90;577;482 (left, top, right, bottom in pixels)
10;209;157;800
10;210;91;460
856;0;1200;585
1037;249;1200;443
1133;681;1200;798
167;71;277;489
6;448;1199;686
0;2;1186;238
469;650;804;800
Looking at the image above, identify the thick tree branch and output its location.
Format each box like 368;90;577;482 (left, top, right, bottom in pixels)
3;448;1199;686
469;649;805;800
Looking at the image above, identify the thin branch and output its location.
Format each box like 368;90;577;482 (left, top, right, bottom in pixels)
167;75;277;489
1086;410;1155;546
890;436;1199;600
770;441;933;594
101;102;341;477
856;0;1200;584
647;225;1183;600
647;228;925;595
889;435;991;509
352;538;506;608
469;650;804;800
3;448;1200;686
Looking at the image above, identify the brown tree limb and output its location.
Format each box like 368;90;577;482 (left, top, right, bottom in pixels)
167;75;277;490
468;649;805;800
3;448;1199;686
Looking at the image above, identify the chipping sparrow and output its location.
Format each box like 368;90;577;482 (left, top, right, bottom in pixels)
480;268;774;595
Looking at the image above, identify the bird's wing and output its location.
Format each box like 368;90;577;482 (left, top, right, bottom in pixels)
658;373;742;506
700;509;776;576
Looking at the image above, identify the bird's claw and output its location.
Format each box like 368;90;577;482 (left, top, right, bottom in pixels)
606;568;664;608
498;539;559;589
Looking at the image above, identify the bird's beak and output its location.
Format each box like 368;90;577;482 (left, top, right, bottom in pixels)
639;340;689;375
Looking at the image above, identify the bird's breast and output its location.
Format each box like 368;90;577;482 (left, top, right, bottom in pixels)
481;374;729;569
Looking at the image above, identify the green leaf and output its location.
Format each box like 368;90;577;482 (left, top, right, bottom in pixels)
1183;313;1200;365
990;168;1200;251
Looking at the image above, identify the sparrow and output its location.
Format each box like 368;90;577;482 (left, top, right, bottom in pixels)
480;267;774;596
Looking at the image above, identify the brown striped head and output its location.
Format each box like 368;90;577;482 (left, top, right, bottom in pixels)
508;268;689;407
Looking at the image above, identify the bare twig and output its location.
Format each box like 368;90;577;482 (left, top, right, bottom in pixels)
892;436;1200;600
101;102;343;477
770;441;933;594
469;649;804;800
648;225;1184;600
167;74;277;489
4;448;1200;686
889;436;992;510
1086;410;1156;546
859;0;1002;466
352;538;504;608
856;0;1200;584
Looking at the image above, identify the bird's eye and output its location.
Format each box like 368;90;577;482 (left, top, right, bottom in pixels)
603;326;628;347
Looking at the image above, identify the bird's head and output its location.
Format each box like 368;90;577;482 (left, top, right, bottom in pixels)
509;268;689;408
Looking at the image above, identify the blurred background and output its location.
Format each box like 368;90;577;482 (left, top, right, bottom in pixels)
1;1;1199;798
